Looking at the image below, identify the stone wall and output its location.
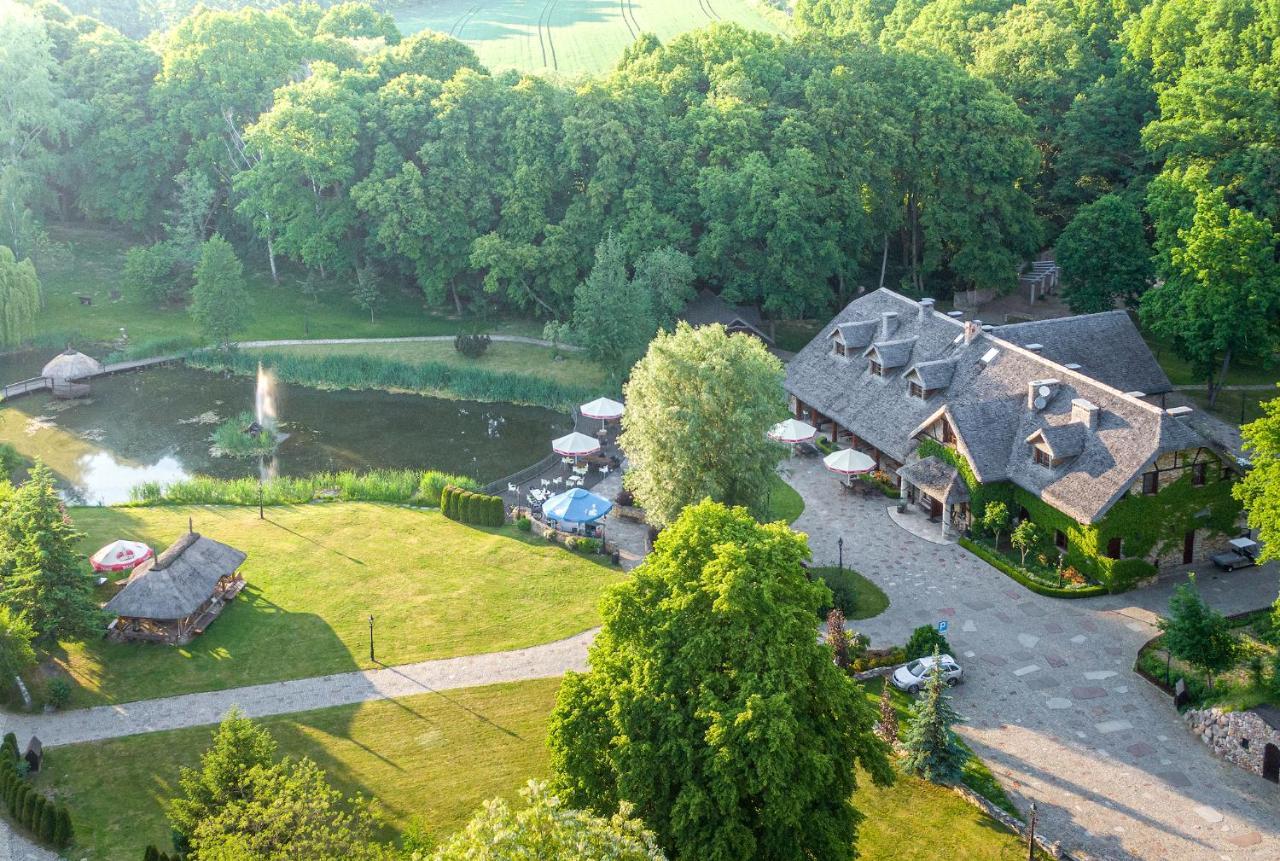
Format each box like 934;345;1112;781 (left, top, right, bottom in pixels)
1185;707;1280;778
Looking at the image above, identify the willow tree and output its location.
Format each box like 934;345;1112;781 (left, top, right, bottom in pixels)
619;323;785;526
0;246;40;349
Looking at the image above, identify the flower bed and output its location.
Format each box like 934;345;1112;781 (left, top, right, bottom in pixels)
959;536;1106;598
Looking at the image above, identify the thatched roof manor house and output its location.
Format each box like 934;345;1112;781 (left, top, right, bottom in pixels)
104;532;246;644
785;289;1243;589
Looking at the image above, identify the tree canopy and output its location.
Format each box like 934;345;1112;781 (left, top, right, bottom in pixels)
619;323;785;526
549;500;893;861
0;246;41;348
1056;193;1153;313
1235;392;1280;563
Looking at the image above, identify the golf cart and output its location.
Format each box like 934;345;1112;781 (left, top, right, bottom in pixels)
1211;537;1261;572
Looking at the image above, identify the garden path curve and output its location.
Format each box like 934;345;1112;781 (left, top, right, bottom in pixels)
784;454;1280;861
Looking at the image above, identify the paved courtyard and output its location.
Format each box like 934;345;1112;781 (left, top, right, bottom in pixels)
784;455;1280;861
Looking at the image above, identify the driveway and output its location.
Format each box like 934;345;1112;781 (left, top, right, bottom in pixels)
784;455;1280;861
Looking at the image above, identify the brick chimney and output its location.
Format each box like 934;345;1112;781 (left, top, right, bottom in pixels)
1072;398;1100;429
880;311;899;340
963;321;981;345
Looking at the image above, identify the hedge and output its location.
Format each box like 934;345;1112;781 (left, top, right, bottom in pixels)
959;537;1106;598
441;485;505;527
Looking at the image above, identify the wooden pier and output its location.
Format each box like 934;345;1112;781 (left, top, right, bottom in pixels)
0;354;181;403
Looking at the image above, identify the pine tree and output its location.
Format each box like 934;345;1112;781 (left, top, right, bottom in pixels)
38;797;55;842
877;682;899;744
0;462;100;643
144;846;160;861
900;648;968;784
1159;574;1238;689
53;804;71;849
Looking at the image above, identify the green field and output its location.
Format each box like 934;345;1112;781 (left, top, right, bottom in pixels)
36;677;1036;860
391;0;782;75
51;504;624;708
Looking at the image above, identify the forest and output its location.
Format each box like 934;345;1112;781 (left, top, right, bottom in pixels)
1;0;1276;372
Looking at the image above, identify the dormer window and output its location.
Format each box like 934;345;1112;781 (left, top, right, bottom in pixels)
833;341;847;357
909;382;925;399
869;360;883;377
1033;447;1052;468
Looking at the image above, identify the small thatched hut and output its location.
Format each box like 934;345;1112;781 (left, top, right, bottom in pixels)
103;532;247;644
41;349;103;398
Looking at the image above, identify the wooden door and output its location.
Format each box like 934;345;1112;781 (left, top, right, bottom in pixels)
1183;530;1195;565
1264;744;1279;784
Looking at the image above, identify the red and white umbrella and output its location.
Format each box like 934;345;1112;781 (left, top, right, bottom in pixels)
90;540;153;573
768;418;818;444
552;431;602;458
580;397;624;421
823;448;876;486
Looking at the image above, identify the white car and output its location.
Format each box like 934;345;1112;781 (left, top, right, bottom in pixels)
890;654;963;694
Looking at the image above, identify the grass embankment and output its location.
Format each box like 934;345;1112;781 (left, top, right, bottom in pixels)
189;348;606;412
39;677;1036;861
53;504;625;707
1136;608;1280;712
766;472;805;524
390;0;780;75
128;469;476;506
29;224;541;349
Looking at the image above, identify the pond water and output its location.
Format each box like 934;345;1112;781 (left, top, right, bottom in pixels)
0;354;570;505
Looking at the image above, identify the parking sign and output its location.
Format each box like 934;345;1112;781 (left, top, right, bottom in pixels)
937;620;949;633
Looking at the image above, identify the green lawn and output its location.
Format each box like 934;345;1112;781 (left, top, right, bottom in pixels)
251;339;611;392
812;566;891;621
391;0;782;76
766;472;805;524
52;504;624;708
30;224;541;350
36;677;1034;861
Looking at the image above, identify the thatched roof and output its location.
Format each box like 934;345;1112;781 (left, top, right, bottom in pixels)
104;533;246;621
899;456;969;505
41;349;102;381
679;289;773;344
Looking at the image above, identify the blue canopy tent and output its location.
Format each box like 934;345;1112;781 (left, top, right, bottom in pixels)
542;487;613;525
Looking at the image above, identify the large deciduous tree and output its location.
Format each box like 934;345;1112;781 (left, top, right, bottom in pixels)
548;500;893;861
620;323;785;526
571;233;656;379
190;235;251;347
1140;184;1280;406
1235;392;1280;564
0;462;99;643
432;781;666;861
0;246;41;349
1056;194;1153;313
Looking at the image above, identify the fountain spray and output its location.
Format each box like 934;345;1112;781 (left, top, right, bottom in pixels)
255;362;279;433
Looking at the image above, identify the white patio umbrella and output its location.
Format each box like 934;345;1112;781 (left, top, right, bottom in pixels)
552;431;603;458
768;417;818;456
580;396;624;431
90;539;153;573
823;448;876;486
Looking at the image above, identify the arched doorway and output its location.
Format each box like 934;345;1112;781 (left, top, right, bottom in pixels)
1264;743;1280;784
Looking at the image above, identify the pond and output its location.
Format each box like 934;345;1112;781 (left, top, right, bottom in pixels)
0;355;571;505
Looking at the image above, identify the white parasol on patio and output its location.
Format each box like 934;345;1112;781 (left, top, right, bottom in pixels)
552;431;603;458
768;418;818;444
580;397;624;421
823;448;876;486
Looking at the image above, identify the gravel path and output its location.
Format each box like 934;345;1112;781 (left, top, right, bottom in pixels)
235;334;582;351
784;455;1280;861
0;630;595;750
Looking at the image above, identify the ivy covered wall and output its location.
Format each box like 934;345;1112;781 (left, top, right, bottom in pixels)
915;438;1242;593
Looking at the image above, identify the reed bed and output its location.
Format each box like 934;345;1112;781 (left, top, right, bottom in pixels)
127;469;478;507
187;349;603;411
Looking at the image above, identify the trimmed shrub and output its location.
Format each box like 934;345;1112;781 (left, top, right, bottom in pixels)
46;677;71;710
516;515;532;532
959;537;1107;598
1;732;17;761
38;799;55;842
905;625;952;661
20;789;36;830
144;846;160;861
54;804;71;849
454;332;492;358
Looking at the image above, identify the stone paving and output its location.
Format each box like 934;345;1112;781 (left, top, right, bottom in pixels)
784;455;1280;861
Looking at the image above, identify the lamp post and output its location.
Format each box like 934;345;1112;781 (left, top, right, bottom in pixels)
838;537;844;572
1026;802;1037;861
369;614;375;663
258;481;264;520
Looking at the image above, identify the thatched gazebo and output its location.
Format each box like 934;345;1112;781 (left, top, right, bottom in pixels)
103;532;247;644
41;349;103;398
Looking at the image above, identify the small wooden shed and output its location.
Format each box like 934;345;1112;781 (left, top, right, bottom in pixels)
103;532;247;644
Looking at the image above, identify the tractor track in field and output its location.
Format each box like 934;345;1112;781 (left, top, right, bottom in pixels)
448;3;481;36
537;0;559;70
699;0;721;20
622;0;641;38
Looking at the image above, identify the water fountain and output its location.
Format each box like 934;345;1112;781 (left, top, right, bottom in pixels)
256;362;279;433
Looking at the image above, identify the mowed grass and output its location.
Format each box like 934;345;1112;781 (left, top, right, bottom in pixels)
251;340;611;391
37;677;1034;861
31;224;541;348
34;678;563;860
56;504;625;707
766;472;805;524
393;0;782;76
